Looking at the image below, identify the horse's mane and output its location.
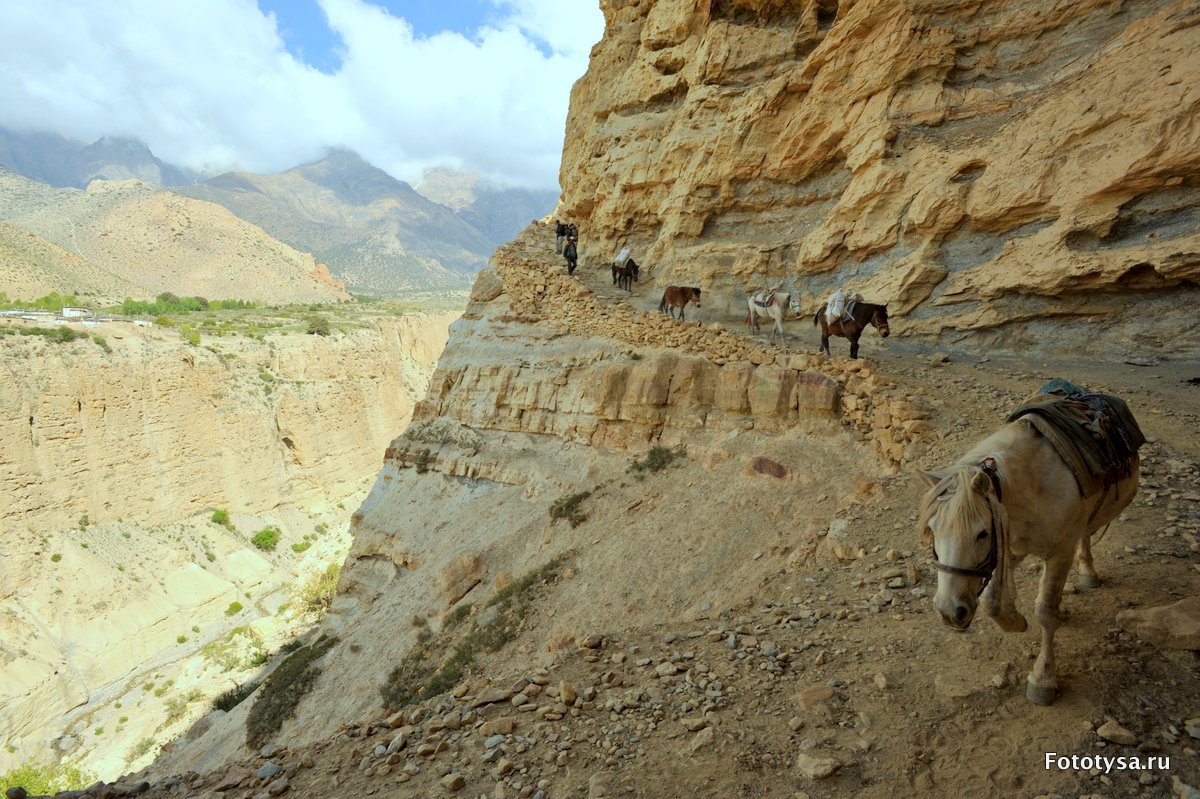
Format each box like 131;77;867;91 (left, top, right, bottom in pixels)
916;462;1008;545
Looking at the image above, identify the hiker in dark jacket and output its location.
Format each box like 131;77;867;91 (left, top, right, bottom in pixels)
563;238;578;275
555;220;566;254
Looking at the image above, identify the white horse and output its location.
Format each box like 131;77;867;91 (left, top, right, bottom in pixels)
744;290;795;341
917;412;1140;705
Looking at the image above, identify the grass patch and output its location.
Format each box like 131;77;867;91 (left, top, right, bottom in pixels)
213;681;260;712
0;760;93;796
225;601;243;617
628;445;686;479
549;490;591;528
250;526;281;552
211;508;233;529
127;738;156;763
291;540;311;554
295;561;341;617
445;603;472;628
380;554;570;710
414;447;433;474
244;635;338;750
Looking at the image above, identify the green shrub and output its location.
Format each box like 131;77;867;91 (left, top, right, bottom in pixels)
0;760;92;795
213;681;259;712
127;737;156;763
244;635;338;749
118;716;128;724
177;635;188;644
153;315;175;327
192;625;201;633
414;448;432;474
180;325;200;346
291;540;311;554
92;334;111;353
250;526;281;552
628;445;686;478
380;555;569;710
445;603;472;628
305;315;330;336
225;601;243;617
296;561;341;616
549;491;591;528
211;508;233;529
50;553;62;562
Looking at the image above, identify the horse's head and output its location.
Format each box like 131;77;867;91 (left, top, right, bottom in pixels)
691;287;701;307
873;304;890;337
917;465;1003;630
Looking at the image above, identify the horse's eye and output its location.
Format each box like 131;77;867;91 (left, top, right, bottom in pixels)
976;530;988;541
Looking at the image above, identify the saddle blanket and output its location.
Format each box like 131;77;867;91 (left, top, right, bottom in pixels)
1007;383;1145;498
753;293;776;308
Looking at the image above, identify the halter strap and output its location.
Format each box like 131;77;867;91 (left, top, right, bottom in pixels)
930;457;1004;595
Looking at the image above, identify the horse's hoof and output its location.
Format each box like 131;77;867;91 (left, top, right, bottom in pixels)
1077;574;1100;589
1025;681;1057;706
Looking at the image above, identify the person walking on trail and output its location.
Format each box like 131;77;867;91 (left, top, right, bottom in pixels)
564;237;578;275
568;223;579;240
555;220;566;254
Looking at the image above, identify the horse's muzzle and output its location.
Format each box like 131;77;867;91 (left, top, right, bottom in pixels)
936;596;975;630
880;328;891;338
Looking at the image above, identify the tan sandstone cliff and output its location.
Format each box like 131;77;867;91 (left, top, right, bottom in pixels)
561;0;1200;354
0;312;456;779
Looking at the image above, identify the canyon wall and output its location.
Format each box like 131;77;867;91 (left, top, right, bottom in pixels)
560;0;1200;354
0;313;454;532
0;312;455;779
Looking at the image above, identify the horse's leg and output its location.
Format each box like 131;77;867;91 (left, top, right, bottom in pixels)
680;306;686;321
849;333;860;359
981;564;1027;632
1074;533;1100;589
1026;553;1071;705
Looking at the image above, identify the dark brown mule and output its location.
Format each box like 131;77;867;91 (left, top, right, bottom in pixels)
813;300;889;358
659;286;701;320
612;258;640;292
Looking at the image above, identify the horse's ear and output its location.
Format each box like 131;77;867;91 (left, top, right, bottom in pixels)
971;470;992;495
917;470;945;489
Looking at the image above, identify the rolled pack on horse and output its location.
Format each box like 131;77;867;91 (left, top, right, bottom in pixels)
916;381;1144;705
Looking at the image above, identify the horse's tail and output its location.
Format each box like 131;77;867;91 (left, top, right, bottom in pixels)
659;292;667;313
813;308;822;327
744;310;750;326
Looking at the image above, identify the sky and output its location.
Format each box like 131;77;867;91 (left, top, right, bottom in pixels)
0;0;604;189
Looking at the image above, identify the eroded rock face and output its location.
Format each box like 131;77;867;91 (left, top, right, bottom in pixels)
560;0;1200;353
0;314;454;530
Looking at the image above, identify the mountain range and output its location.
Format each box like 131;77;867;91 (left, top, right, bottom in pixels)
0;128;558;295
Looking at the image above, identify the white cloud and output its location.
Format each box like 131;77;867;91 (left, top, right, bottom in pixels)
0;0;603;189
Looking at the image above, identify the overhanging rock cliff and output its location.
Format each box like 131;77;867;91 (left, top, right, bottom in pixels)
561;0;1200;354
